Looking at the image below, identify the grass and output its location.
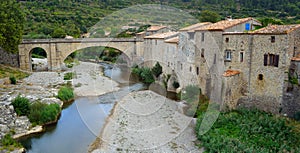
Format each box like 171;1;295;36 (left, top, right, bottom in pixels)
63;72;76;80
196;109;300;152
0;133;22;152
28;101;61;125
57;86;74;102
0;64;29;80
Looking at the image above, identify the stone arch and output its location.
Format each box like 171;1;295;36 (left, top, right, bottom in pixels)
28;46;49;71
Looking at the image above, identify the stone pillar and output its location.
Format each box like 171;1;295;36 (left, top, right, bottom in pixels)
49;43;61;71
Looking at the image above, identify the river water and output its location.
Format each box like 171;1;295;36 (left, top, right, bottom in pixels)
19;63;145;153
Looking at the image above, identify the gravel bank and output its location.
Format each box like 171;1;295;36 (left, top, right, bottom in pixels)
90;90;202;153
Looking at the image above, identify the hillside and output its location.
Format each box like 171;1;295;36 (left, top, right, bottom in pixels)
19;0;300;38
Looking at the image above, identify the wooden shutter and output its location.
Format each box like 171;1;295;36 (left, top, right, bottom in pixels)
274;55;279;67
264;54;268;66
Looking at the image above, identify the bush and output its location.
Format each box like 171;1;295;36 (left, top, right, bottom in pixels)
28;102;60;125
11;95;30;116
64;72;75;80
132;67;155;85
1;134;21;148
9;75;16;84
195;109;300;152
57;86;74;102
151;62;162;77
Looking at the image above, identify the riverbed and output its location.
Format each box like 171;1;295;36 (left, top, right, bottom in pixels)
19;62;144;153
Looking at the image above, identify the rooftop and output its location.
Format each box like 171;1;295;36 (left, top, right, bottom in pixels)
144;32;178;39
147;25;167;31
179;22;211;32
253;24;300;34
165;36;179;44
195;17;261;31
223;69;241;77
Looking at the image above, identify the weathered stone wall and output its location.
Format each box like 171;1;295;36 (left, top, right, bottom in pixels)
0;48;19;67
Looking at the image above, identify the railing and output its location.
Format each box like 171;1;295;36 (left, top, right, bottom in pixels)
21;38;142;44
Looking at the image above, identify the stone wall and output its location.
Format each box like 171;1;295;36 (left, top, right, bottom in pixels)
0;48;19;67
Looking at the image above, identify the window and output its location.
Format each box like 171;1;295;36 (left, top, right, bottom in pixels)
190;66;192;72
264;53;279;67
271;36;275;43
258;74;264;80
155;40;157;45
181;63;183;70
201;49;205;58
196;67;199;75
225;37;229;43
188;32;195;40
239;52;244;62
214;54;216;64
201;33;204;42
225;50;232;61
245;23;251;31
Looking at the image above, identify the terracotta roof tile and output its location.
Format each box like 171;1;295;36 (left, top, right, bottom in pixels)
195;17;261;31
223;69;241;77
144;32;178;39
253;24;300;34
147;25;167;31
165;36;179;44
179;22;212;32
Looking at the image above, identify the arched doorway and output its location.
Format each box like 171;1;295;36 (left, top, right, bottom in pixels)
30;47;48;71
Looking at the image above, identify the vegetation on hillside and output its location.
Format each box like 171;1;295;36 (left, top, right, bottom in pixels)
19;0;300;39
196;109;300;152
0;0;25;53
0;65;29;80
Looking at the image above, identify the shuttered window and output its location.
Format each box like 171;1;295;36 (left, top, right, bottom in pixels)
264;54;279;67
274;55;279;67
264;54;268;66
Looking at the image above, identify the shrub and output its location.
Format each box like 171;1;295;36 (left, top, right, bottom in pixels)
57;86;74;102
172;81;180;88
132;67;154;85
28;102;60;125
63;72;75;80
195;109;300;152
1;134;21;148
9;75;16;84
11;95;30;116
151;62;162;77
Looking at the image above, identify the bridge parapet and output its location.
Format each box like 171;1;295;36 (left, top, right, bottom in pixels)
22;38;143;44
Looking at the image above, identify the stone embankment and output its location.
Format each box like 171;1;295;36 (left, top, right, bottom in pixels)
90;90;203;153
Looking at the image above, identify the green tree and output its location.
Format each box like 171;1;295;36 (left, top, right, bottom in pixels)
199;10;220;23
0;0;25;53
151;62;163;77
51;27;66;38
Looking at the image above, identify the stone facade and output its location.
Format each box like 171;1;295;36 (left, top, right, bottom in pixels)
0;48;19;67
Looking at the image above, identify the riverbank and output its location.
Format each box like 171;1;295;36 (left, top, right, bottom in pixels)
89;90;202;152
0;61;120;152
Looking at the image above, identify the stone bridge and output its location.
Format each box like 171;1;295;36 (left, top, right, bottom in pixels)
18;38;144;71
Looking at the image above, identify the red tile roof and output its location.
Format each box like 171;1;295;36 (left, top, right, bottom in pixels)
144;32;178;39
253;24;300;34
195;17;261;31
179;22;212;32
147;25;167;31
165;36;179;44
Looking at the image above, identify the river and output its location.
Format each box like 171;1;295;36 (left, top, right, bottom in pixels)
19;62;145;153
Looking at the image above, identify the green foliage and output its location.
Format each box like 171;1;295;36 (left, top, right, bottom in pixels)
64;72;75;80
28;101;61;125
0;0;24;53
199;10;220;23
9;75;16;85
151;62;163;77
132;67;154;85
294;111;300;121
1;133;22;149
0;65;29;79
51;27;66;38
11;95;30;116
172;81;180;89
57;86;74;102
196;109;300;152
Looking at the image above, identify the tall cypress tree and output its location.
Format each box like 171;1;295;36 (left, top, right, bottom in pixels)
0;0;25;53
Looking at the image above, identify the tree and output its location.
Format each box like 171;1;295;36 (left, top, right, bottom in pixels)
51;27;67;38
151;62;163;77
0;0;25;53
199;10;220;23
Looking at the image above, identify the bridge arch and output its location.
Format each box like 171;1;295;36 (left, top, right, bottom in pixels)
29;47;48;71
19;38;140;71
